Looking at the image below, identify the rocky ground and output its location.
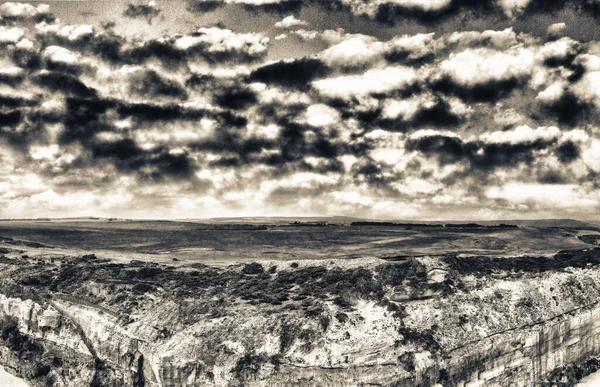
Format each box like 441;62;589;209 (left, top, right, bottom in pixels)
1;234;600;385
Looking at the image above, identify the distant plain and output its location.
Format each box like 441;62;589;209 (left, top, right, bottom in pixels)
0;218;598;265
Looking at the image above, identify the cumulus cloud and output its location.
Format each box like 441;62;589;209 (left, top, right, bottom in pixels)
0;2;51;19
291;29;319;40
499;0;532;17
313;66;418;99
439;47;534;86
547;22;567;39
0;26;24;44
583;140;600;172
479;125;561;145
446;28;519;50
36;22;94;42
275;15;307;28
385;33;439;63
435;46;535;101
174;27;269;62
319;34;384;69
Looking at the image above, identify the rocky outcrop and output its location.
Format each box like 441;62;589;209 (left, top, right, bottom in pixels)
2;252;600;386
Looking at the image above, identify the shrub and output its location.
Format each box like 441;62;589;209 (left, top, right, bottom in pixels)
232;353;268;381
279;321;301;353
335;312;348;323
0;315;43;359
242;263;264;275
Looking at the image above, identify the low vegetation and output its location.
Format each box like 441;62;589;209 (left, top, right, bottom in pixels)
443;248;600;275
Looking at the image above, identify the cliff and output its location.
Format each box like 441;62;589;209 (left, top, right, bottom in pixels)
1;247;600;385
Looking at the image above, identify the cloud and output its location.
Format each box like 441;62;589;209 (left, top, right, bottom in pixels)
0;2;53;21
320;35;384;70
434;46;535;101
446;28;519;50
213;85;258;109
479;125;561;145
0;26;24;44
547;22;567;39
123;1;161;24
404;126;591;177
302;104;341;127
583;140;600;172
32;72;98;98
385;33;439;64
174;27;269;62
1;2;599;219
42;45;81;65
313;66;418;99
36;22;94;42
275;15;308;29
378;94;468;131
439;47;534;86
186;0;302;13
0;67;25;86
90;138;196;181
384;0;452;11
291;29;319;40
128;69;188;100
499;0;532;17
250;58;330;87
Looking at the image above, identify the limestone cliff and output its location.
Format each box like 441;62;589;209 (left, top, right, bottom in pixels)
1;248;600;386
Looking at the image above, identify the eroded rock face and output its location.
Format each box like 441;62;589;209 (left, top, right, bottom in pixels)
1;251;600;386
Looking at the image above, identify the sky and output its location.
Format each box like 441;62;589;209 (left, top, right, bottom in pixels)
1;0;600;220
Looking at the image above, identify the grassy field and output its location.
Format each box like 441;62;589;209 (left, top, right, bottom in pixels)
0;219;597;264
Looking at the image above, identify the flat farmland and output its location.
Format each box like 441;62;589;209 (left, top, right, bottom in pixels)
0;219;596;264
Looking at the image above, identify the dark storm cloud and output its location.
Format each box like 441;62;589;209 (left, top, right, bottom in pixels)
0;95;38;109
405;134;465;165
374;0;499;25
186;1;223;13
249;58;331;88
384;46;435;66
555;140;581;163
0;111;43;149
123;2;161;24
120;40;188;68
129;70;188;100
467;140;557;170
36;30;186;69
405;133;568;171
90;138;196;181
0;71;24;87
523;0;600;18
538;91;591;126
432;76;523;102
186;0;302;14
537;170;567;184
59;98;114;144
242;0;302;13
11;48;42;70
31;72;98;99
0;110;23;128
185;73;216;90
36;23;267;68
378;98;463;132
190;131;276;164
116;102;211;122
213;86;258;110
